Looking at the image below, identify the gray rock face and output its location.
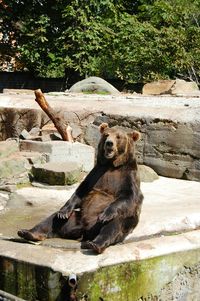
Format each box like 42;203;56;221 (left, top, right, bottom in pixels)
142;122;200;181
0;192;9;211
0;107;43;140
0;140;46;188
0;140;19;159
0;155;27;179
0;93;200;181
93;112;200;181
69;76;120;95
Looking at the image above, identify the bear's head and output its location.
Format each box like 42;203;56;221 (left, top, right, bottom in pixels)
97;123;140;167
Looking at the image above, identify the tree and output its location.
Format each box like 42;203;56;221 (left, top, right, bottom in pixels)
137;0;200;82
0;0;200;84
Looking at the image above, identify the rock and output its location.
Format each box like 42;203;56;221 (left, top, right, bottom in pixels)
3;89;34;95
0;107;43;140
94;105;200;181
170;79;199;95
69;76;120;95
41;123;57;135
142;80;175;95
12;186;75;207
0;185;16;193
19;129;32;140
29;127;41;136
0;155;28;179
71;123;82;139
29;136;44;141
142;122;200;181
142;79;199;96
20;151;46;166
41;123;59;141
1;93;200;182
50;133;62;140
20;140;95;172
84;124;100;150
0;192;9;211
138;165;159;182
0;145;45;187
32;162;83;185
0;140;19;159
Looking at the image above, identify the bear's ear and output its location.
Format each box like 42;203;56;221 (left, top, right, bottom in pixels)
99;123;109;134
130;131;141;142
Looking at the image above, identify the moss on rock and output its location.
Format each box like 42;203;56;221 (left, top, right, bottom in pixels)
77;249;200;301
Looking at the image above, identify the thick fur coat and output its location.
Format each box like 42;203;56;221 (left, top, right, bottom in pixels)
18;123;143;253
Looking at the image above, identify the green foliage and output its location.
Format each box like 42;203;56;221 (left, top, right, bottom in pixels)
0;0;200;83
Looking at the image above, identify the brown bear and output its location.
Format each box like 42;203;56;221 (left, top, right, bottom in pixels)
18;123;143;254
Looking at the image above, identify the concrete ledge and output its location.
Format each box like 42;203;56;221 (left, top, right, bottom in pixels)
1;230;200;275
0;231;200;300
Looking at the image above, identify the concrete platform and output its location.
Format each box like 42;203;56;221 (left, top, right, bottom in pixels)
0;177;200;300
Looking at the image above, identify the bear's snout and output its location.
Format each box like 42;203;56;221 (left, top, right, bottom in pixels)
105;139;113;147
104;137;116;159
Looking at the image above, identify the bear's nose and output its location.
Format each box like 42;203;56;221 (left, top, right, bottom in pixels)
105;140;113;147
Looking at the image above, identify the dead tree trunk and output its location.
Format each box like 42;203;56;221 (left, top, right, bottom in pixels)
34;89;73;142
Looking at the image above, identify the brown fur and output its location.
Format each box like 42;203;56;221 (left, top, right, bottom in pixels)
18;123;143;253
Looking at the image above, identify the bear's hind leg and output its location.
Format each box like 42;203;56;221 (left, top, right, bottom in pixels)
18;229;47;242
81;218;126;254
18;213;59;242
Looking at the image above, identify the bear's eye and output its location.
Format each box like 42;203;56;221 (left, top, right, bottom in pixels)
116;135;120;139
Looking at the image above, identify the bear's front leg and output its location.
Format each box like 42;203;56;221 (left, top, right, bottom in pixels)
57;193;81;219
98;204;118;223
98;196;133;223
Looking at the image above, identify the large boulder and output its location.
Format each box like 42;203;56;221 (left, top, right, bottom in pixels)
69;76;120;95
142;80;175;95
32;162;82;185
20;140;95;172
142;79;199;96
170;79;199;95
138;165;159;182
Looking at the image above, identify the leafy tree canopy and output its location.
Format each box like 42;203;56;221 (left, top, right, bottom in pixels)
0;0;200;83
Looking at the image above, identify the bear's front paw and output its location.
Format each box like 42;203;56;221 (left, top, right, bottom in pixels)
57;207;73;219
98;206;117;223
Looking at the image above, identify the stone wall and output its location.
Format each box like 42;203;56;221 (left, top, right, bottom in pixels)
84;113;200;181
0;103;199;181
77;249;200;301
0;248;199;301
